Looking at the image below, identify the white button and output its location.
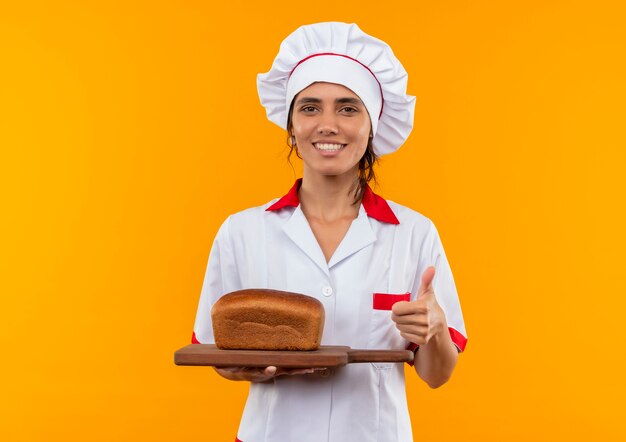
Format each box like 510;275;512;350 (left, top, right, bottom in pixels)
318;368;332;377
322;286;333;297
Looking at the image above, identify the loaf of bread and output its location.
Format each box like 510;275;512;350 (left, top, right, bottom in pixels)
211;289;325;351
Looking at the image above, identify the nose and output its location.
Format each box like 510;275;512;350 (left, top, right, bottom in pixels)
317;112;339;135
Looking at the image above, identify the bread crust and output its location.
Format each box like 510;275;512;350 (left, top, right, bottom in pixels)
211;289;325;350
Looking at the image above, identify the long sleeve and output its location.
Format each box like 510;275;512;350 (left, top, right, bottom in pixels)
192;216;241;344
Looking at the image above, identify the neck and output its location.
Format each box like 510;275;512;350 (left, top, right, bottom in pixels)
298;170;362;222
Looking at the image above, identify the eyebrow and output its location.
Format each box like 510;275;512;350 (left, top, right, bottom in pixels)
295;97;364;106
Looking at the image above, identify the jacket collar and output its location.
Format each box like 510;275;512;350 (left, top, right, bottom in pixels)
266;178;399;225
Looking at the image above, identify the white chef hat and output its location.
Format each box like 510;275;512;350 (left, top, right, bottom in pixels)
257;22;416;156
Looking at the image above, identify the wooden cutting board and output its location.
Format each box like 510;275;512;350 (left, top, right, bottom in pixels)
174;344;414;368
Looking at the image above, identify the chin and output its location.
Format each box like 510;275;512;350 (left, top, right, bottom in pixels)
304;161;360;178
314;169;358;178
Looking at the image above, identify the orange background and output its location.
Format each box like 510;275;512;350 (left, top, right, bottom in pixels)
1;1;625;440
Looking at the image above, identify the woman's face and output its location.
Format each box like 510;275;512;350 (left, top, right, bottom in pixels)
290;82;371;179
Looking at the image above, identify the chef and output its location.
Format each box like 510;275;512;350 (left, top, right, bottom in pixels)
192;22;467;442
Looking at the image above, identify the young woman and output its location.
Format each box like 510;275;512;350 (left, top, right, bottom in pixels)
192;22;467;442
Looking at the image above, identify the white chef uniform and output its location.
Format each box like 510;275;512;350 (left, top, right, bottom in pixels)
192;178;467;442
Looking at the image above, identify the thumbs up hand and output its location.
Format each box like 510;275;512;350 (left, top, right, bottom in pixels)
391;266;446;346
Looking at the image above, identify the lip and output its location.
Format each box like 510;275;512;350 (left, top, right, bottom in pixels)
313;140;346;144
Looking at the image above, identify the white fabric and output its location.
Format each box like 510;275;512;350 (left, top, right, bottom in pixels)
193;195;467;442
257;22;416;156
286;55;383;135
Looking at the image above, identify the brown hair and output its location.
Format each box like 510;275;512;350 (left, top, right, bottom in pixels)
285;100;379;206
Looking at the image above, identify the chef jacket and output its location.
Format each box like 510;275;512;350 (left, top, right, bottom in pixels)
193;179;467;442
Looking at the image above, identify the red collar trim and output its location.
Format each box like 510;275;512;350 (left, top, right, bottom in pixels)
266;178;400;225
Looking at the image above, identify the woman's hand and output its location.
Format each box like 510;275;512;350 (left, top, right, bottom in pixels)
391;266;446;345
214;366;322;383
391;266;459;388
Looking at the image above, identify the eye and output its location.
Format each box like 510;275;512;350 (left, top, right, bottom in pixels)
300;105;318;113
340;106;358;114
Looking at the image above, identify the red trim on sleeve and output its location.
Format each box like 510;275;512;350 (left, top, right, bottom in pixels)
266;178;399;225
191;332;200;344
406;342;419;353
235;438;242;442
405;327;467;366
373;292;410;310
449;327;468;352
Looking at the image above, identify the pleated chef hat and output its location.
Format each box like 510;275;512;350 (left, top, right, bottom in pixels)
257;22;416;156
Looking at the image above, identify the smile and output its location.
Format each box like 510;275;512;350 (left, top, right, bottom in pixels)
313;143;346;152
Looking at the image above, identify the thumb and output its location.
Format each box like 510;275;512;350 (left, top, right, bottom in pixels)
418;266;436;297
